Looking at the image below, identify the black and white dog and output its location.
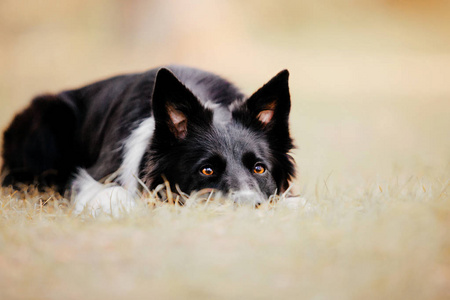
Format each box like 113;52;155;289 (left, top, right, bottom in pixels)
1;66;295;214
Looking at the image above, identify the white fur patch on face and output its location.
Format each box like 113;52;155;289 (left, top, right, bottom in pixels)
230;189;266;206
204;100;232;125
117;117;155;192
72;169;137;217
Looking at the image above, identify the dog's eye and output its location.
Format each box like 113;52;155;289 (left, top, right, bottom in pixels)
253;164;265;174
201;167;214;176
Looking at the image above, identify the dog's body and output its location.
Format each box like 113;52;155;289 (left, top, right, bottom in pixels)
2;66;294;214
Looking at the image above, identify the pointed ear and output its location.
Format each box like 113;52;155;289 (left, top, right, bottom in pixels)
152;68;211;140
231;70;294;192
241;69;291;128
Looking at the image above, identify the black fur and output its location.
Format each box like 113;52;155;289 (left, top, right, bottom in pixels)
2;66;295;201
2;95;78;190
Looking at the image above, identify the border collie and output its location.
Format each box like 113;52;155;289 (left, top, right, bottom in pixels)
1;66;295;215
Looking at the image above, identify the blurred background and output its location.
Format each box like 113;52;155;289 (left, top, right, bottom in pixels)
0;0;449;192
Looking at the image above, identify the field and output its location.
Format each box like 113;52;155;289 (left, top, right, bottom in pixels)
1;1;450;299
0;170;449;299
1;97;448;299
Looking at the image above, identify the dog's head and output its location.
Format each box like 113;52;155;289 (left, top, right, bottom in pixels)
144;68;295;204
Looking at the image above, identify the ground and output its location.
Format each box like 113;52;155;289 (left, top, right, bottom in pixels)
0;166;449;299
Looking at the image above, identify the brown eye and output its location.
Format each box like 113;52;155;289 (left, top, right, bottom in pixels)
253;164;265;174
201;167;214;176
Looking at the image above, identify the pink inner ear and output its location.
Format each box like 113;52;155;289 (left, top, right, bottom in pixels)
257;109;274;124
168;106;187;139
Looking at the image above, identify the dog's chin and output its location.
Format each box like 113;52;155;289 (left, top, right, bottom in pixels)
229;190;267;207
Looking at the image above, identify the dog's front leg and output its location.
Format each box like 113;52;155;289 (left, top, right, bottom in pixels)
71;169;137;217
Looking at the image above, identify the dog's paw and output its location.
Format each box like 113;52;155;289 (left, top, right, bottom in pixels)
85;186;136;217
72;169;137;217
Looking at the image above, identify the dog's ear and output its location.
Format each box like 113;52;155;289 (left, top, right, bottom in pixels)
233;70;294;192
152;68;212;140
236;70;290;129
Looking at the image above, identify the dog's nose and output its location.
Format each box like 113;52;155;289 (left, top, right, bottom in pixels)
229;190;265;206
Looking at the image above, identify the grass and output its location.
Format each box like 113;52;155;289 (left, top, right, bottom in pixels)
0;173;449;300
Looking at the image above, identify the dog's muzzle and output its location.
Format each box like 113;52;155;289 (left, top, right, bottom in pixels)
229;190;266;206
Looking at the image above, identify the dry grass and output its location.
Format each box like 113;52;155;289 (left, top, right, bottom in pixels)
0;174;449;300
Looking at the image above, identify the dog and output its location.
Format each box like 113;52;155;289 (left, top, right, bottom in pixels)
1;66;295;215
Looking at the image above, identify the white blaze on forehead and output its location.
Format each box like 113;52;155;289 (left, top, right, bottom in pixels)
204;100;232;125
